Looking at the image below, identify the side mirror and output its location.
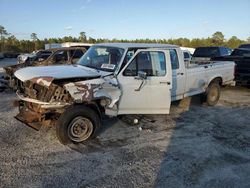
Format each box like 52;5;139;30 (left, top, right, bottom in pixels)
136;71;147;80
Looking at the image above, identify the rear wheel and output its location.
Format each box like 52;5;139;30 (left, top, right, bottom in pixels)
56;105;100;145
203;82;221;106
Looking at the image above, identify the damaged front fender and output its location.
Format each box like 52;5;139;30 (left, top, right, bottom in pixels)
63;75;121;110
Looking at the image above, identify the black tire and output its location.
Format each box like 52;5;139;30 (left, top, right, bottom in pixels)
56;105;100;145
203;82;221;106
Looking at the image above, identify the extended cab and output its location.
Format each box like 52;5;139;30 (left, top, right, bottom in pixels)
13;43;235;145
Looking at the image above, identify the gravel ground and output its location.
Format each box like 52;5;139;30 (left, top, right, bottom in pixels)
0;58;250;188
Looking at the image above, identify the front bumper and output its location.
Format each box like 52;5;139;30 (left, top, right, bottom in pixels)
14;92;68;130
15;106;43;130
16;91;69;109
14;100;60;130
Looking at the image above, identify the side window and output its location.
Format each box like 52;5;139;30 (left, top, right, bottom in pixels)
72;49;84;58
53;50;68;62
123;51;166;77
170;49;179;69
220;48;227;56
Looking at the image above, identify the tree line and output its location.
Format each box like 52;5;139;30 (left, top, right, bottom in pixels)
0;25;249;53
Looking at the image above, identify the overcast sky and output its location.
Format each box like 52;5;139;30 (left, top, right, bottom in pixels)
0;0;250;40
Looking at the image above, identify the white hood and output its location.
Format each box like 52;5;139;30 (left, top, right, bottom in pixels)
14;65;101;82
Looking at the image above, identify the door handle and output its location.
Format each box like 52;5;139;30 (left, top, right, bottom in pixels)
160;81;171;85
177;72;184;75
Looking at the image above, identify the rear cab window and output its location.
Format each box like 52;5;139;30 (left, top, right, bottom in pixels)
169;49;179;69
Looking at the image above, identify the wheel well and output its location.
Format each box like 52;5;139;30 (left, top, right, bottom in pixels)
209;77;222;86
74;101;103;119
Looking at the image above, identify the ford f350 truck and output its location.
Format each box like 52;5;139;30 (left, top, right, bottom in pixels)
13;43;235;145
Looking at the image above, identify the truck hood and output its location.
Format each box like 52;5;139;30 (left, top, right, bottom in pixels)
14;65;101;82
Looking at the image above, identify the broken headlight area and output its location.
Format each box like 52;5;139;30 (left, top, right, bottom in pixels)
19;78;72;103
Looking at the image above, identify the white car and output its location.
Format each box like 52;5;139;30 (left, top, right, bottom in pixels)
17;50;53;64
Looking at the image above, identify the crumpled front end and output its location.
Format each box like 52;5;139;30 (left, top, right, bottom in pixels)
14;76;72;130
15;74;122;130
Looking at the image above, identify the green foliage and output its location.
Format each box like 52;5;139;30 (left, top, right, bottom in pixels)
212;31;225;45
226;36;243;48
79;32;87;42
30;33;38;41
0;25;249;53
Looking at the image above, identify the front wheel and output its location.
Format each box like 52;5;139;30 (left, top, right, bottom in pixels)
56;105;100;145
203;82;221;106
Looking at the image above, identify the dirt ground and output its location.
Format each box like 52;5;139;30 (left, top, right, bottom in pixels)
0;58;250;188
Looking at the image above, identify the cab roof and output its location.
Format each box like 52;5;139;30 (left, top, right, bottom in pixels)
94;43;178;49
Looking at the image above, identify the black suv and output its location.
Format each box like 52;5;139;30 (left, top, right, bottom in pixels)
238;44;250;49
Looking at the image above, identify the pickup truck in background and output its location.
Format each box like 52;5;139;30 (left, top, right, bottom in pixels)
191;46;232;64
13;43;235;145
3;46;90;89
238;43;250;49
212;48;250;86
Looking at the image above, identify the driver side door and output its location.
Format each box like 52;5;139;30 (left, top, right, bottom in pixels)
117;49;172;114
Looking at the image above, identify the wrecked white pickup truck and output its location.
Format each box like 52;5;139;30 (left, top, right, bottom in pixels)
13;43;235;145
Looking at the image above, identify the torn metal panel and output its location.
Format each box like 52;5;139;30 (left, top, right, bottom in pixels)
64;76;121;109
30;77;54;87
94;82;121;108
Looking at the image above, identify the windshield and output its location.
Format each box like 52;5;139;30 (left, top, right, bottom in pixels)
77;46;125;72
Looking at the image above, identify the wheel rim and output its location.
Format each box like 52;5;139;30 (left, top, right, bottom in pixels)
209;86;219;102
68;116;94;142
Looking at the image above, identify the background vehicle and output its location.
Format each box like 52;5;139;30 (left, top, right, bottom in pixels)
212;48;250;86
3;51;20;58
13;43;235;145
44;42;92;50
4;46;89;89
191;46;232;64
180;47;195;54
17;50;53;64
238;43;250;49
